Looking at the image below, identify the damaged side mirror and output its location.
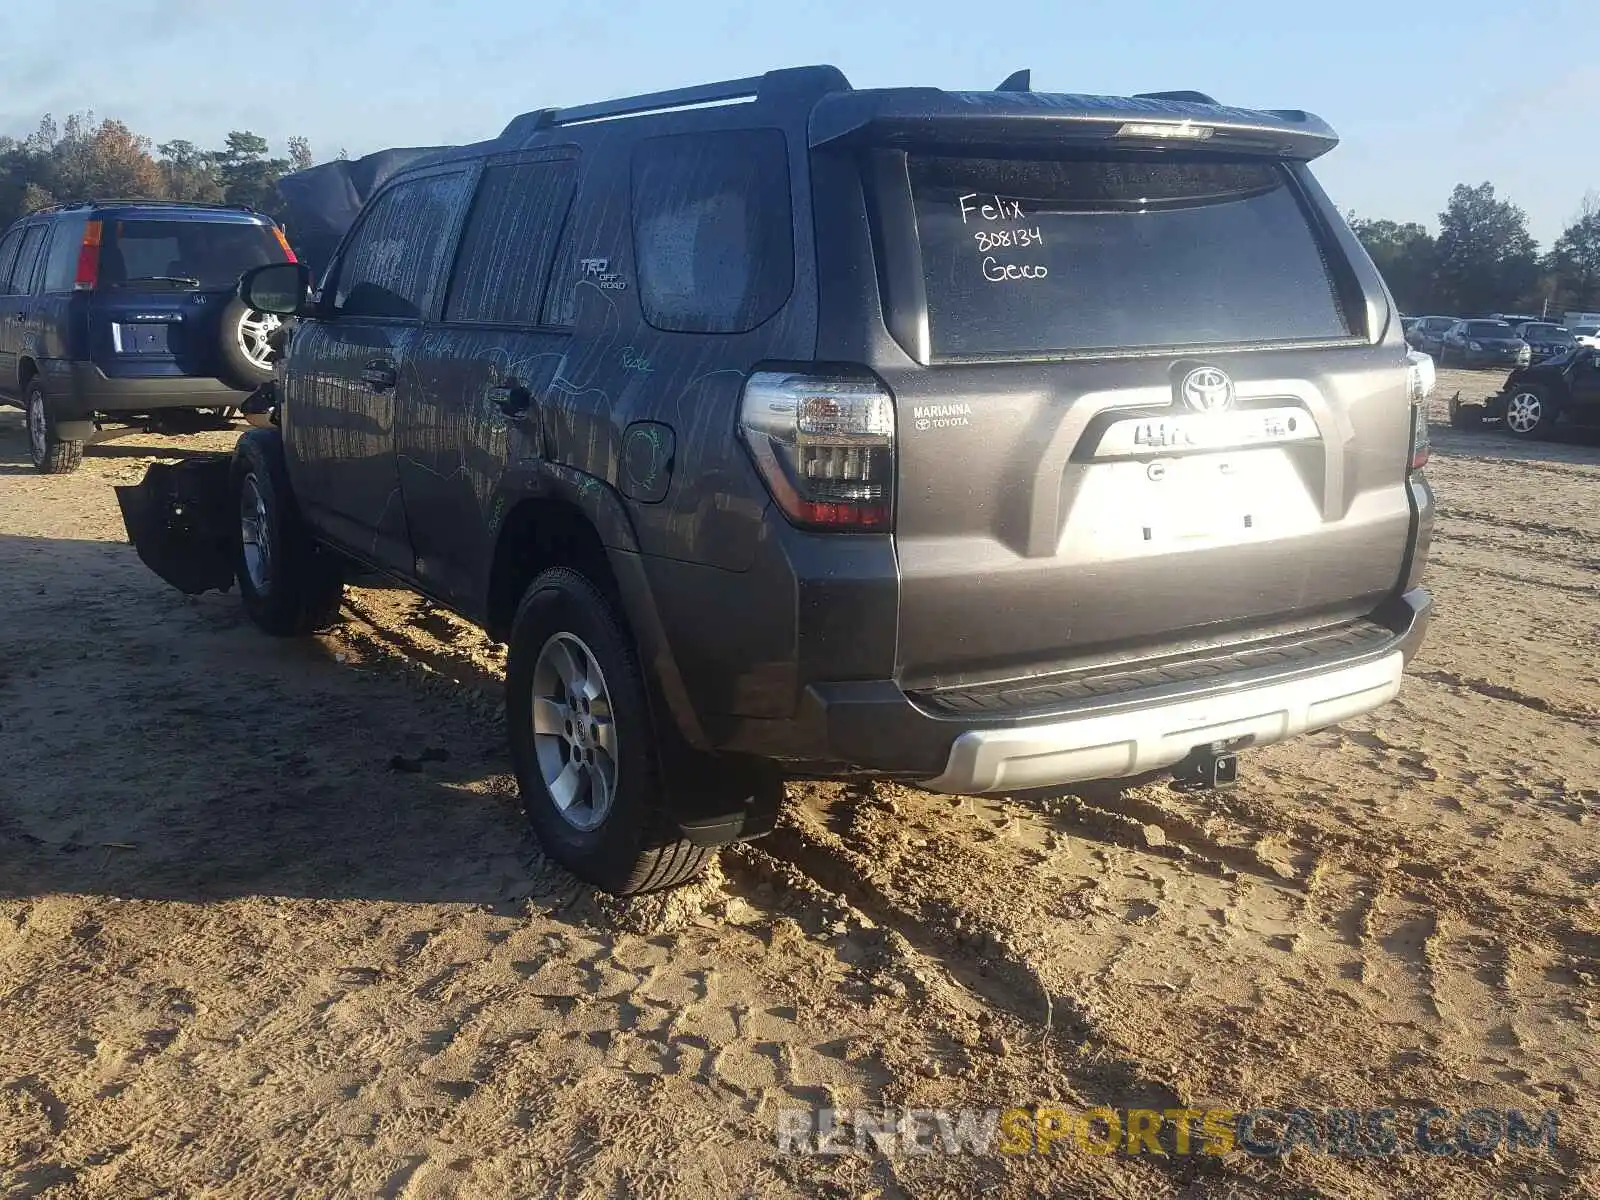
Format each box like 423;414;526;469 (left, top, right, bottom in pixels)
239;261;314;317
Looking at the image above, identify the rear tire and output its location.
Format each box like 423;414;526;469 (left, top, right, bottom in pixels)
1502;384;1558;439
506;566;715;895
25;380;84;475
232;429;343;635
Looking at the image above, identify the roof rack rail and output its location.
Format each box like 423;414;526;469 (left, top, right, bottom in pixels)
500;108;560;142
27;197;258;215
1134;89;1220;105
501;64;850;139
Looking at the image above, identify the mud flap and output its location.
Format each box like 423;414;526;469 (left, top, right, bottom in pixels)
114;455;237;595
241;380;276;417
664;750;786;846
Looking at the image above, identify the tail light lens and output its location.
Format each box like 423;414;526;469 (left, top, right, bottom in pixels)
270;224;297;263
739;371;895;531
1405;351;1433;470
73;220;102;291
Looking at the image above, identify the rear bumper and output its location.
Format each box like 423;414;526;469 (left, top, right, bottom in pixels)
757;588;1431;793
51;362;244;414
924;649;1402;793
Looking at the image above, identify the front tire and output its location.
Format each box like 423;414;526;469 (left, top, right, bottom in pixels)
506;567;715;895
25;380;84;474
1502;384;1558;439
232;429;343;635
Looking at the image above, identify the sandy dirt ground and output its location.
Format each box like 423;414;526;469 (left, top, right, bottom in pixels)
1;368;1596;1199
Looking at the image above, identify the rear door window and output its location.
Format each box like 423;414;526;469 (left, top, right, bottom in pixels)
41;215;88;292
630;129;794;334
335;172;474;320
8;225;50;295
445;158;578;326
905;154;1350;358
0;229;23;293
100;219;285;289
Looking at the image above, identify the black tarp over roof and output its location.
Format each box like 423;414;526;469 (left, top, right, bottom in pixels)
273;146;451;278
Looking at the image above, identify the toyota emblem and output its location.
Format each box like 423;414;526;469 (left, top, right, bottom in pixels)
1180;366;1235;413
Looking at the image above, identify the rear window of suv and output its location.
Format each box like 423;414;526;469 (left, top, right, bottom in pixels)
100;218;286;290
906;154;1350;358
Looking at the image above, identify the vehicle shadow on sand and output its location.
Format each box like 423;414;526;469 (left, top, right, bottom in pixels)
0;530;587;912
1428;421;1600;468
0;409;239;475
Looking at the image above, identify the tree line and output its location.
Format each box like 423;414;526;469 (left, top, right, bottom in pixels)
0;112;321;230
5;112;1596;322
1350;183;1600;319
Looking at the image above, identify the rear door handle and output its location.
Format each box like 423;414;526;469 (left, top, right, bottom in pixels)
360;361;397;391
488;383;531;418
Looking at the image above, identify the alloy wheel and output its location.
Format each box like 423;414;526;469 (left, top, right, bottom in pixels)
26;389;47;464
239;472;274;592
530;632;619;832
238;310;282;371
1504;391;1542;435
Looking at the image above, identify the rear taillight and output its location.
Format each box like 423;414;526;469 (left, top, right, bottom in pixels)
1406;351;1434;470
739;371;895;531
73;220;102;291
270;225;296;263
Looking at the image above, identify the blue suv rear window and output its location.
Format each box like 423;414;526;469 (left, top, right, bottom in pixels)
907;153;1351;358
101;219;285;289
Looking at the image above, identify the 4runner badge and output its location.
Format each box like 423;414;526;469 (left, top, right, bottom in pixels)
580;258;628;291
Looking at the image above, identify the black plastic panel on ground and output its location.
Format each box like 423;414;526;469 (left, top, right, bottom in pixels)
909;618;1397;718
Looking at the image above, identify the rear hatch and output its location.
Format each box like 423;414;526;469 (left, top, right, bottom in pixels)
89;214;286;379
815;96;1415;690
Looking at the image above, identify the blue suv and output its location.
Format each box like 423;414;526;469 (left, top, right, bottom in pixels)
0;200;295;472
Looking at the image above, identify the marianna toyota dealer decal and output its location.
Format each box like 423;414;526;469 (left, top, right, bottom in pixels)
913;402;973;431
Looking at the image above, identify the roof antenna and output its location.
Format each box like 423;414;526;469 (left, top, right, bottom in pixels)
996;69;1031;92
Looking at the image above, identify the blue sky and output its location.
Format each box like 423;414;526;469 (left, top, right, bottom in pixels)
2;0;1592;244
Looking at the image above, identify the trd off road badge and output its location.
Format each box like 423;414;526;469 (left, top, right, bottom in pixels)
580;258;628;291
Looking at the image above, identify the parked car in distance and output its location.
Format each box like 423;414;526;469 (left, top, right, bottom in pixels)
1452;343;1600;437
0;199;295;473
114;66;1436;895
1570;324;1600;349
1436;319;1530;369
1513;322;1579;362
1407;315;1456;356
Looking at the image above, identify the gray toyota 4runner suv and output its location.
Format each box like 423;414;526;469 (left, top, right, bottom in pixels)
117;66;1436;894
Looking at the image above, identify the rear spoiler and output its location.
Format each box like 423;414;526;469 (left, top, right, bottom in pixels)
808;89;1339;161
